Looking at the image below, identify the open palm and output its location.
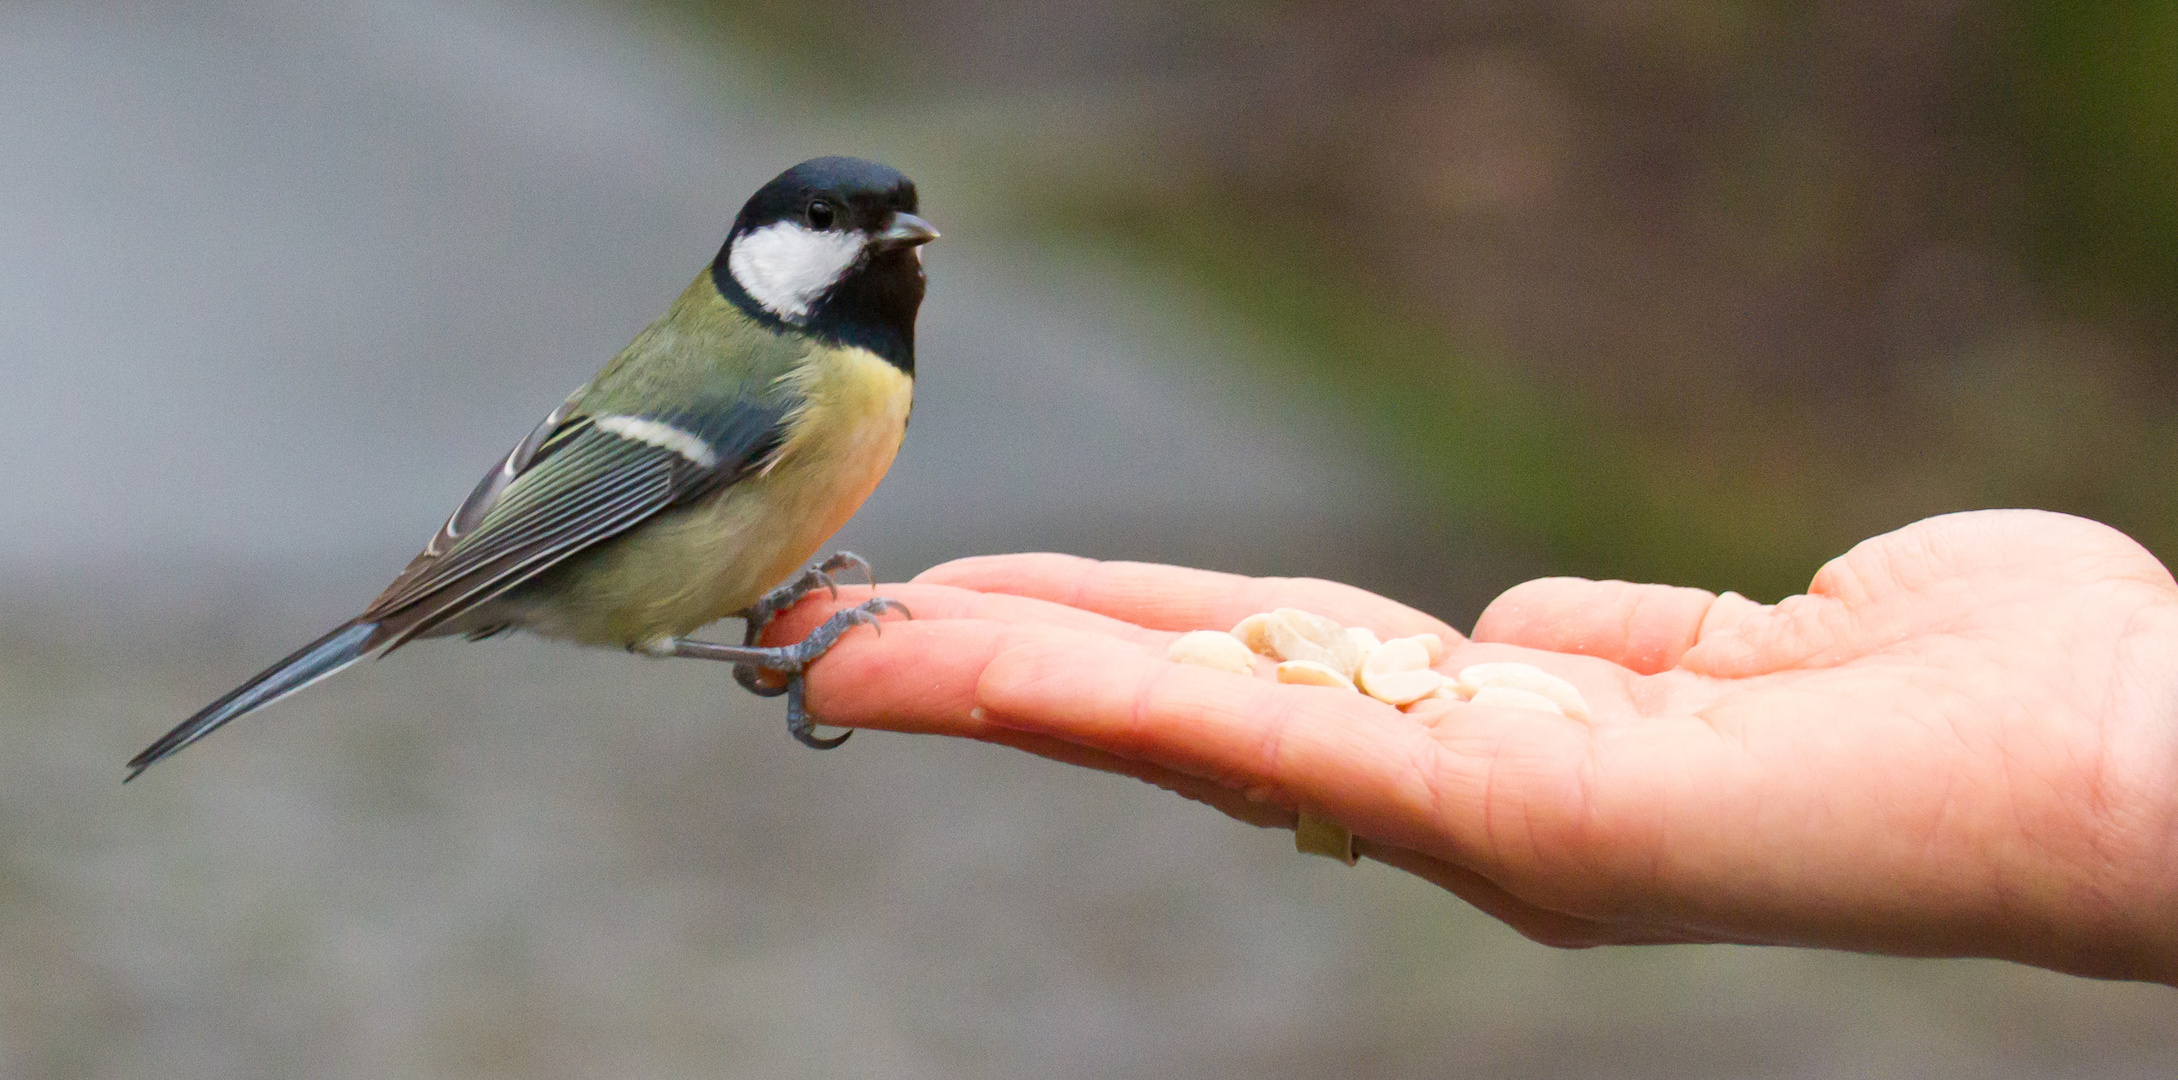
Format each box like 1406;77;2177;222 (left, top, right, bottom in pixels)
782;510;2178;984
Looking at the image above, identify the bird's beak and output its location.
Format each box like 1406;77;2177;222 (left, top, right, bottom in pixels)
876;213;940;248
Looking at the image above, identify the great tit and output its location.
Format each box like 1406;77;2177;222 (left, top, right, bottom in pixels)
127;156;938;780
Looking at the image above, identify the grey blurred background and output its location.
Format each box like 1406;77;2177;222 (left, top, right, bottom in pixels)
3;0;2176;1076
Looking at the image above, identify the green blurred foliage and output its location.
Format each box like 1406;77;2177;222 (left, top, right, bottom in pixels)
1055;193;1809;596
2017;1;2178;322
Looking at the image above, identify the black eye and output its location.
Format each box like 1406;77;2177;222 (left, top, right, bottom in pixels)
806;200;836;229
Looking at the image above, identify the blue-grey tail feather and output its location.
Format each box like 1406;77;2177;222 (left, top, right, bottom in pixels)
124;621;378;782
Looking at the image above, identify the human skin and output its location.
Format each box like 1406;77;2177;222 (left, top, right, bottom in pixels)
767;510;2178;985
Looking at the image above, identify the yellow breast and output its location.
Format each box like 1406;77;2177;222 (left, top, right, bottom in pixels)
537;344;914;648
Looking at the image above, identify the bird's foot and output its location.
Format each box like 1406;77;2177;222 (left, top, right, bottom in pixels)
742;552;876;631
666;596;910;749
732;552;876;696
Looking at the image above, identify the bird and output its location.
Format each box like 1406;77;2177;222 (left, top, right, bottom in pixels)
126;156;939;781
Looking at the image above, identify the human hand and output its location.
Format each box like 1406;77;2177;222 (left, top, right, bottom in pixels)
776;510;2178;984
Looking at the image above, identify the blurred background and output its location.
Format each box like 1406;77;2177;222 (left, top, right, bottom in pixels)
3;0;2177;1076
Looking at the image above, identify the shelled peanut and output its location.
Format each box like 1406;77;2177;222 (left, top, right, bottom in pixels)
1163;608;1588;719
1161;607;1593;864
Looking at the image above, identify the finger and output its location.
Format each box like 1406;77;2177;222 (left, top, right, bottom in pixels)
792;615;1322;830
1470;577;1726;674
797;617;1091;737
914;553;1461;643
803;614;1434;820
967;634;1593;864
762;582;1172;649
975;635;1425;814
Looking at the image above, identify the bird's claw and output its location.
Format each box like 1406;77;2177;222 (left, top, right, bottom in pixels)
743;551;875;628
815;551;877;591
733;551;877;694
675;596;910;749
770;597;909;748
786;679;850;749
762;597;908;673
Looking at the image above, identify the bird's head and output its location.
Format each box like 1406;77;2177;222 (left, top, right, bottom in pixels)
714;157;937;369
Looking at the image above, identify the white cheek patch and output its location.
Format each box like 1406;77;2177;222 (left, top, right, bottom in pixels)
726;221;865;322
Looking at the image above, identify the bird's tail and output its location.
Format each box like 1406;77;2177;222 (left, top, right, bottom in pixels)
125;620;379;782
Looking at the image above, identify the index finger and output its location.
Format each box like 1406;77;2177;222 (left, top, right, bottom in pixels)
914;553;1462;644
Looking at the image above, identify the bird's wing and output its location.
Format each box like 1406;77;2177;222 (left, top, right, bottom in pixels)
369;389;583;607
361;397;790;649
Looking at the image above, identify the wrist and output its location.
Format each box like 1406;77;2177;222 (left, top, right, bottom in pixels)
2045;612;2178;985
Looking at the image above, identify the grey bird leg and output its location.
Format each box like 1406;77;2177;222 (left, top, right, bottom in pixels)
733;552;876;696
668;596;909;749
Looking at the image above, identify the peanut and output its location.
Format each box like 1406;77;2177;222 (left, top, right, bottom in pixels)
1343;626;1383;655
1259;608;1365;674
1455;662;1591;720
1164;630;1256;675
1229;612;1274;654
1357;636;1451;706
1414;633;1449;664
1275;659;1357;692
